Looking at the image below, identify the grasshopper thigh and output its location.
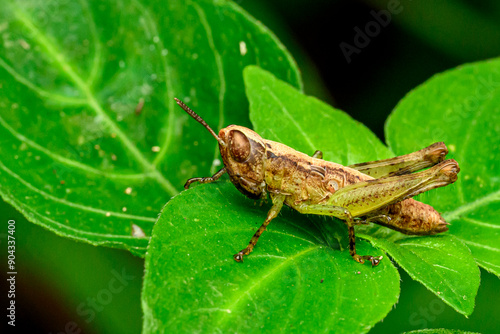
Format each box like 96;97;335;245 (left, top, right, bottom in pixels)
327;159;459;217
349;142;448;178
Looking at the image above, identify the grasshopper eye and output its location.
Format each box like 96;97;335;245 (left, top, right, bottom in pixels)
229;130;251;162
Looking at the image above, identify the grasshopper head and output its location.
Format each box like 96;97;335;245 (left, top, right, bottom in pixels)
218;125;266;199
175;98;266;199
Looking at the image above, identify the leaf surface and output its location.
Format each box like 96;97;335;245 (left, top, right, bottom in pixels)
0;0;300;255
142;67;403;333
142;182;399;333
386;58;500;277
402;330;481;334
243;66;480;315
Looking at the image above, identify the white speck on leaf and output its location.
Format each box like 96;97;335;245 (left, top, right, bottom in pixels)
239;41;247;56
152;146;160;152
18;39;30;50
131;224;146;238
140;83;153;95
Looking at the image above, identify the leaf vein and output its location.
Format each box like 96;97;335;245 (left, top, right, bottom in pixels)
192;2;227;174
265;87;316;152
218;245;320;325
443;189;500;221
462;217;500;229
0;57;86;104
12;7;178;195
0;115;150;180
79;0;102;87
133;0;176;168
0;160;156;222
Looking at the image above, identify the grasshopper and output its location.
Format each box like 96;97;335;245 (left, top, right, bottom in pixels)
175;98;460;266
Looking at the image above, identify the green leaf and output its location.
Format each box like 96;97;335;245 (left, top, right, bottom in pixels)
243;66;480;316
142;182;400;333
246;67;392;165
361;234;479;315
0;0;301;255
402;329;481;334
386;58;500;277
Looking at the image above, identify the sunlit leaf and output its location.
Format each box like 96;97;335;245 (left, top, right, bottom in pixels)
244;66;481;315
142;182;399;333
386;58;500;277
0;0;301;255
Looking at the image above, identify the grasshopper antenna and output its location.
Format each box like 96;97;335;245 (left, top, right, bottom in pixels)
174;98;226;147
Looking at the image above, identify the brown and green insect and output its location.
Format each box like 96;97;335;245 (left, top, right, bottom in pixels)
175;98;460;266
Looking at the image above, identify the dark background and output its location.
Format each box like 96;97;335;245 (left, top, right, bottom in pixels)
2;0;500;333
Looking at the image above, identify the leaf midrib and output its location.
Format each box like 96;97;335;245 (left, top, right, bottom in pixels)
12;6;177;196
216;245;320;327
0;114;150;180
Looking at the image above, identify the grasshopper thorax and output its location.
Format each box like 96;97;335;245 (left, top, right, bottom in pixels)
219;125;266;199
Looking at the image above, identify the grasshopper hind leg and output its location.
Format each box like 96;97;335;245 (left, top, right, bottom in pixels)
348;224;383;266
295;204;383;266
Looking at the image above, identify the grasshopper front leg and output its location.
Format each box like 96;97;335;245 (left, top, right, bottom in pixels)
234;148;322;262
234;194;286;262
184;168;227;189
294;159;459;266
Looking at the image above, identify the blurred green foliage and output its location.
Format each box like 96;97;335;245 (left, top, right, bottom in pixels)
1;0;499;333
